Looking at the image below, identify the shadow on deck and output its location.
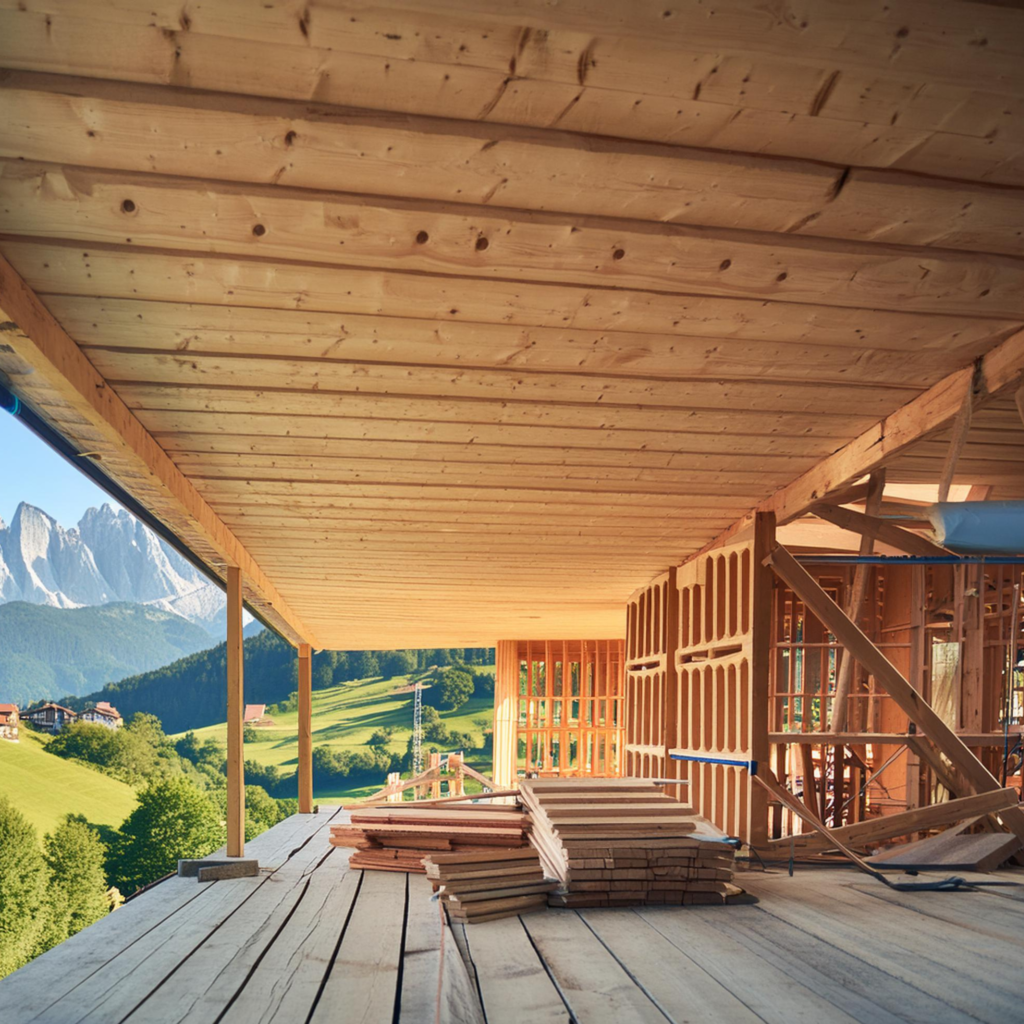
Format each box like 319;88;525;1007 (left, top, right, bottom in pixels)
2;811;1022;1023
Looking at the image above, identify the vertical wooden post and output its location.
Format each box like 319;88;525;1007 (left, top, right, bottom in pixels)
226;566;245;857
749;510;776;849
298;642;313;814
492;640;519;789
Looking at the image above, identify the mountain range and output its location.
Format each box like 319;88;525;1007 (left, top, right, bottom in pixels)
0;601;216;705
0;502;232;635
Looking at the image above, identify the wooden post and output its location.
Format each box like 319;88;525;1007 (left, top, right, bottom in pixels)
492;640;519;789
748;511;775;849
298;642;313;814
829;470;885;732
226;566;245;857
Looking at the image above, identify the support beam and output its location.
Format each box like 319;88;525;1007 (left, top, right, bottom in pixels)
764;542;1024;844
938;364;980;503
749;511;775;849
226;566;245;858
0;253;316;648
298;643;313;814
1017;382;1024;428
828;469;884;733
693;328;1024;555
812;503;950;560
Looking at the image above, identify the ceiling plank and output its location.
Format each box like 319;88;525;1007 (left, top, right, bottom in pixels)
9;241;1015;351
691;326;1024;556
4;73;1023;256
0;252;318;646
2;161;1022;317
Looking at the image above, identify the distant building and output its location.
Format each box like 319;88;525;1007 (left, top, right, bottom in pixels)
243;704;266;725
80;701;123;729
22;702;77;732
0;703;19;741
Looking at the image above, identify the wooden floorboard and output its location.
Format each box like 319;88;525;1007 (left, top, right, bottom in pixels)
5;834;1024;1024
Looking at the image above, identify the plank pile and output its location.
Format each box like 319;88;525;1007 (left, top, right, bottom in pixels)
329;804;532;871
519;778;736;906
423;848;558;924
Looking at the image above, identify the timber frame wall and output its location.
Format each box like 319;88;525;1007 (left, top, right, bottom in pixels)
624;514;773;847
621;516;1023;849
492;639;624;789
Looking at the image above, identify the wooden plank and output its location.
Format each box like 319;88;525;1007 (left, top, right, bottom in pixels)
0;252;315;646
580;909;762;1024
520;911;665;1023
120;827;334;1023
15;242;1006;355
461;917;569;1024
866;831;1022;872
0;878;207;1022
310;869;407;1024
765;788;1021;853
742;872;1021;1024
2;3;1022;185
218;849;359;1024
3;161;1022;318
298;643;313;814
5;73;1023;257
226;565;245;858
764;542;1024;844
636;905;864;1024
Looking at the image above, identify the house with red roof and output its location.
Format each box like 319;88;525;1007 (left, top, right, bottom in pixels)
0;703;19;742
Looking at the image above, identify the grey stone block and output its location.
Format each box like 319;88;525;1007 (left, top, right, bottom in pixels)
178;857;260;880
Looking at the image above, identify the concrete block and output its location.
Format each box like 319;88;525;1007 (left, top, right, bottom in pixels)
178;857;259;880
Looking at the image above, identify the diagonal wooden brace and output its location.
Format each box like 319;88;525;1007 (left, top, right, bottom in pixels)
764;542;1024;845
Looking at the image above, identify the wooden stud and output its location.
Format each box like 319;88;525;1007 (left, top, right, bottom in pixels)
829;470;885;732
764;543;1024;844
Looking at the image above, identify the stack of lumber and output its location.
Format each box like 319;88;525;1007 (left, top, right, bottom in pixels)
519;778;736;906
423;848;559;924
329;804;532;871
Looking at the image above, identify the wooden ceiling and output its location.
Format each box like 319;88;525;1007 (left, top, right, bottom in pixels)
1;0;1023;649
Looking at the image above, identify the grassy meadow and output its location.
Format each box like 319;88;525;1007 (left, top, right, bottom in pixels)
0;728;138;839
173;670;495;801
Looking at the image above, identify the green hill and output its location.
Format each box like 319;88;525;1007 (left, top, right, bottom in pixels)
174;671;495;802
0;601;214;705
0;729;138;839
81;631;493;735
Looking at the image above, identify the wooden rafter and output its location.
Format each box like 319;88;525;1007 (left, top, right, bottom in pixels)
696;328;1024;557
0;253;317;647
810;501;949;559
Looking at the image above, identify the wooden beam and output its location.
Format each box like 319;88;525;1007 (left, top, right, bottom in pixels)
694;327;1024;553
764;543;1024;844
938;364;980;503
828;469;884;732
811;502;950;559
749;511;775;849
297;643;313;815
0;253;316;647
226;566;245;858
1016;382;1024;428
766;787;1020;853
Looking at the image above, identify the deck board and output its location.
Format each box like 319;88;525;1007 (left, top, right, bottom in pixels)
4;817;1024;1024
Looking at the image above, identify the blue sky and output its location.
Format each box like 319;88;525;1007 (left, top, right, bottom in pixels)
0;412;122;529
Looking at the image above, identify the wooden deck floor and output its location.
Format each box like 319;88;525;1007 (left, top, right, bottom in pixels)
3;811;1022;1024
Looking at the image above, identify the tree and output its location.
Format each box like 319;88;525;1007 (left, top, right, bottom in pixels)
427;667;474;712
313;661;334;689
110;779;223;894
380;650;416;680
357;651;380;679
367;727;395;751
40;816;110;952
244;785;284;840
0;798;49;978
